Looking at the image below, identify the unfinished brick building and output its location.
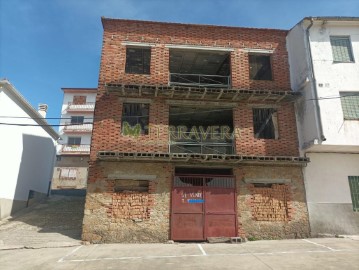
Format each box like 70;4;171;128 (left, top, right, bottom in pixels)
82;18;310;243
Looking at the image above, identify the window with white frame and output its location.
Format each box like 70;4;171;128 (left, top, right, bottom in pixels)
330;36;354;63
59;168;77;180
68;137;81;145
70;116;84;124
340;92;359;120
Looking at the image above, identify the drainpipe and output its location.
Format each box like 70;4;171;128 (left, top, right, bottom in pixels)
305;18;326;143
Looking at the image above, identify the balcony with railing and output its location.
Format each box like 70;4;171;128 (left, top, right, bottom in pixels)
169;49;231;88
63;122;93;133
60;144;91;155
169;73;231;88
66;102;95;112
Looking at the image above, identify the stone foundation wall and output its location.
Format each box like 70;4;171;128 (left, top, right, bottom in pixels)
236;166;310;239
82;162;173;243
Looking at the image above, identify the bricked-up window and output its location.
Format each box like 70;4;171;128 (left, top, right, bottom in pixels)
253;108;279;139
122;103;149;135
251;183;290;221
73;95;86;104
68;137;81;145
70;116;84;124
330;36;354;63
114;180;149;193
348;176;359;211
340;92;359;120
125;47;151;74
249;54;273;80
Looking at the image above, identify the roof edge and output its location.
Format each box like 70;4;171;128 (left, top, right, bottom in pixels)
0;79;59;140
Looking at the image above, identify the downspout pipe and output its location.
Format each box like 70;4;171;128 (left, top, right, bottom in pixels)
305;18;326;142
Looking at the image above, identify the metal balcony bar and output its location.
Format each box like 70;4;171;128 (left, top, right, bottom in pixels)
67;102;95;111
169;73;231;88
169;132;234;154
61;144;91;154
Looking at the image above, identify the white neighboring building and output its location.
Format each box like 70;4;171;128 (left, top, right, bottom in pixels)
51;88;96;190
287;17;359;235
0;79;59;219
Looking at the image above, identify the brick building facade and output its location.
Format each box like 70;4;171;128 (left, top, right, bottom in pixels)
82;18;310;243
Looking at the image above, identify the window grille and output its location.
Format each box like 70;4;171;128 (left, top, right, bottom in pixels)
340;92;359;120
348;176;359;211
330;36;354;63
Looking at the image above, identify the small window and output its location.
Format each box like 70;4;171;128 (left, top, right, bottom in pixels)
68;137;81;145
330;36;354;63
253;108;279;139
249;54;272;80
348;176;359;211
340;92;359;120
70;116;84;124
122;103;149;135
114;180;149;193
73;95;87;105
125;47;151;74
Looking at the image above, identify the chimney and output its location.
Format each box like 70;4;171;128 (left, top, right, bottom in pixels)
38;104;48;118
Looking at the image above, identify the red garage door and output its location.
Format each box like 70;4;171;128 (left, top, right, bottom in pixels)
171;175;237;241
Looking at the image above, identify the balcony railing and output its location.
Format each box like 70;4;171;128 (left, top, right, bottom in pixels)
60;144;91;154
66;102;95;112
169;132;234;155
63;122;93;133
169;73;231;88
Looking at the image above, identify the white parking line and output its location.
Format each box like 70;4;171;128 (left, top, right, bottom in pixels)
58;245;83;263
302;239;337;251
58;248;359;263
197;244;207;256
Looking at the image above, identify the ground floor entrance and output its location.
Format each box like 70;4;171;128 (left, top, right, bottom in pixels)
171;172;237;241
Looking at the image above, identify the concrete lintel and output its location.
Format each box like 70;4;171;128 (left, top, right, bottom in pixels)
166;99;237;107
165;44;234;52
121;41;156;47
241;48;274;54
107;174;157;181
247;104;280;108
243;178;291;184
118;97;153;104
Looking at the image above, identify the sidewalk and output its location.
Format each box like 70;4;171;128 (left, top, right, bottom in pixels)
0;195;84;250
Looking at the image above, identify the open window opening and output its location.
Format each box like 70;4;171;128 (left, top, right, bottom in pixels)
253;108;279;139
125;47;151;74
249;54;273;81
169;49;231;88
169;106;234;154
122;103;149;135
67;137;81;145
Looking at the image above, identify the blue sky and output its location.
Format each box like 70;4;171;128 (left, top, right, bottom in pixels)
1;0;358;127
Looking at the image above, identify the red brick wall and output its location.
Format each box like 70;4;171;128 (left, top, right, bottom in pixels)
90;19;299;160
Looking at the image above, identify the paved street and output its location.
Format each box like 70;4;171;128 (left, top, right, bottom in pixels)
0;195;358;269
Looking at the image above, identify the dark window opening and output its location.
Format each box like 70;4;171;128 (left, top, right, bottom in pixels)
169;49;231;88
249;54;273;80
348;176;359;211
70;116;84;124
125;47;151;74
68;137;81;145
114;180;149;193
169;106;234;154
175;167;232;175
253;108;278;139
122;103;149;135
